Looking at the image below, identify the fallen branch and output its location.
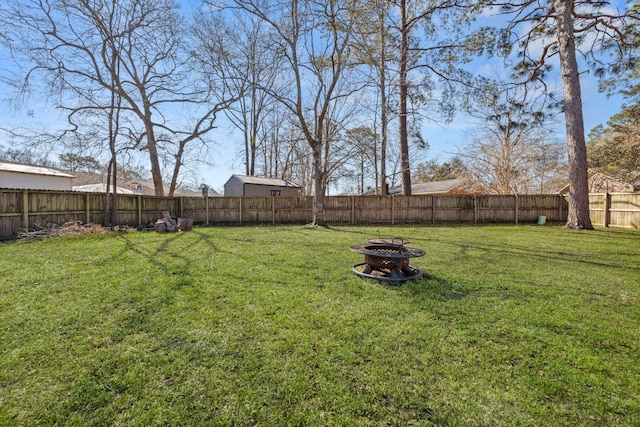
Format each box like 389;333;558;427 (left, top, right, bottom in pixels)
17;221;133;239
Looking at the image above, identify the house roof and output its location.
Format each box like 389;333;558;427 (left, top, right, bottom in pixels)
0;161;74;178
73;184;135;194
124;180;207;197
225;174;301;188
375;178;468;195
407;179;468;194
556;170;638;194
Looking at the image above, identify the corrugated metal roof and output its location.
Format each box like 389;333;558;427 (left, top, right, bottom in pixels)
227;174;301;188
0;161;74;178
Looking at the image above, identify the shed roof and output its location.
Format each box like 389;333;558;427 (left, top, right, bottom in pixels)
0;161;74;178
226;174;301;188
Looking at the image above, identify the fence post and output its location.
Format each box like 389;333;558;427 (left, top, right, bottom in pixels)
558;195;563;221
603;192;610;227
351;195;355;225
514;194;519;224
206;197;210;225
391;195;395;225
22;190;29;229
431;195;436;224
272;196;276;225
239;197;243;225
85;192;91;224
137;195;142;226
473;196;478;224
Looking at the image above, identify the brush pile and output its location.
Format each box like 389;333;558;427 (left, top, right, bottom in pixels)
17;221;108;239
17;221;136;239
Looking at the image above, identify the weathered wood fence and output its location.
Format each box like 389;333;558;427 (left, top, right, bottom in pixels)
1;189;637;238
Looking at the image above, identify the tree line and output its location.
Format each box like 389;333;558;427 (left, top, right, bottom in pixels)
0;0;638;228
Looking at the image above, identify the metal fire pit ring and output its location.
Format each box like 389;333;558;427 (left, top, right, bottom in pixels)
352;263;423;283
367;237;410;246
349;244;425;259
350;242;426;283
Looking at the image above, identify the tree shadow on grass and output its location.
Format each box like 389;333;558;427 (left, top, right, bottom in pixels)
114;231;188;273
191;229;222;252
422;237;640;272
400;272;473;301
114;229;233;274
590;227;640;242
366;271;473;302
106;232;212;346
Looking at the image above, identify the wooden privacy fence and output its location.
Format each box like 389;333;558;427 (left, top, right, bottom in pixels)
0;189;566;238
0;189;637;238
589;192;640;228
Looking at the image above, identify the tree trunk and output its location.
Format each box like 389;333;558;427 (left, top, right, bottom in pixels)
312;144;326;226
104;159;112;226
379;9;388;196
168;141;187;198
244;128;251;175
111;161;118;226
144;122;165;196
555;0;593;229
399;0;411;195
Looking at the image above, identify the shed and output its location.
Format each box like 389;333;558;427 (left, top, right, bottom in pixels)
224;174;302;197
0;161;74;191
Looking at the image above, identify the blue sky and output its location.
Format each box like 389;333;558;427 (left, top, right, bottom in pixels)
0;0;633;192
0;63;625;193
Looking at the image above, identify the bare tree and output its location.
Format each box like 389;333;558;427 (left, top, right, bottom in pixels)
193;9;282;177
256;110;313;193
459;130;567;194
2;0;235;197
350;0;397;195
413;157;466;182
458;83;566;194
342;126;378;194
0;147;53;167
213;0;363;225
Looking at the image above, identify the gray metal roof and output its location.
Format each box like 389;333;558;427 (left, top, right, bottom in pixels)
0;161;74;178
227;174;301;188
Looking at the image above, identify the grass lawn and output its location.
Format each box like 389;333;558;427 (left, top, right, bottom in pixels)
1;225;639;426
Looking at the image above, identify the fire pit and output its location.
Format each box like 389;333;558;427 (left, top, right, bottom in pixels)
350;237;425;283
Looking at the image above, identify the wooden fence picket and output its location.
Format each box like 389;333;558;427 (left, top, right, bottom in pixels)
1;189;638;238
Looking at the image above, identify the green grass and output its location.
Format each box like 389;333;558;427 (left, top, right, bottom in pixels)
0;225;639;426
